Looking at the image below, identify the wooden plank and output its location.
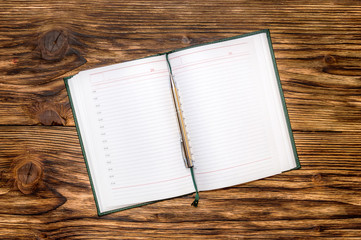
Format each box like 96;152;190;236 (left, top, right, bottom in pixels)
0;1;360;132
0;126;360;238
1;0;361;238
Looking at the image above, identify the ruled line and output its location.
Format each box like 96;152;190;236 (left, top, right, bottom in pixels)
111;174;190;190
89;59;166;76
169;42;247;60
91;70;169;88
171;53;248;71
196;157;271;175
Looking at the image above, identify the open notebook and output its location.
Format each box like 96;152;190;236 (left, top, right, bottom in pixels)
65;30;300;215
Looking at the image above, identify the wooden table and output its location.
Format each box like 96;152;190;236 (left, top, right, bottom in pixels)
1;1;360;239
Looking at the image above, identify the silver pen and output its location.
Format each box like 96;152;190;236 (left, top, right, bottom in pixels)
169;74;193;168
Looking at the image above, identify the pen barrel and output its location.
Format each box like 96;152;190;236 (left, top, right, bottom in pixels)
180;135;193;168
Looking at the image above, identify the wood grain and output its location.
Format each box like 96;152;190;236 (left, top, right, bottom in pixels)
0;0;361;239
0;127;360;239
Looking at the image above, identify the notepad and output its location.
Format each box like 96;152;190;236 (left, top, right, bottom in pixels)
65;30;300;215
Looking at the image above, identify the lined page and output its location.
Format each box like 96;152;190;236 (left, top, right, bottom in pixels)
168;33;296;191
68;55;194;213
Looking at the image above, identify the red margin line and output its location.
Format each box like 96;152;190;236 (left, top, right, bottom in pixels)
112;174;190;190
196;157;271;175
169;42;246;60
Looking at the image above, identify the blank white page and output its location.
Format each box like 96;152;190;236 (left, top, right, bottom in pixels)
67;55;194;213
168;33;297;191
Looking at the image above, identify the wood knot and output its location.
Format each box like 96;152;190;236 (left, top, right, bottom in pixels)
25;101;70;126
10;151;43;194
324;55;336;65
0;150;43;195
311;173;323;185
38;109;66;126
39;29;69;61
313;225;324;232
181;36;192;44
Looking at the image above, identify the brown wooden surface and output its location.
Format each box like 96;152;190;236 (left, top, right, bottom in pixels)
1;0;361;239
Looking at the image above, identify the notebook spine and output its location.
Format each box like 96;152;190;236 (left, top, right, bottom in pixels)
166;53;199;207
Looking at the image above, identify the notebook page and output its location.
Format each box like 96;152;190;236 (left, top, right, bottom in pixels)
68;55;194;213
168;33;295;191
257;34;297;171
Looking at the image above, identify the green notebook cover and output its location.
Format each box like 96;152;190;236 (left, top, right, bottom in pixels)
64;29;300;216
